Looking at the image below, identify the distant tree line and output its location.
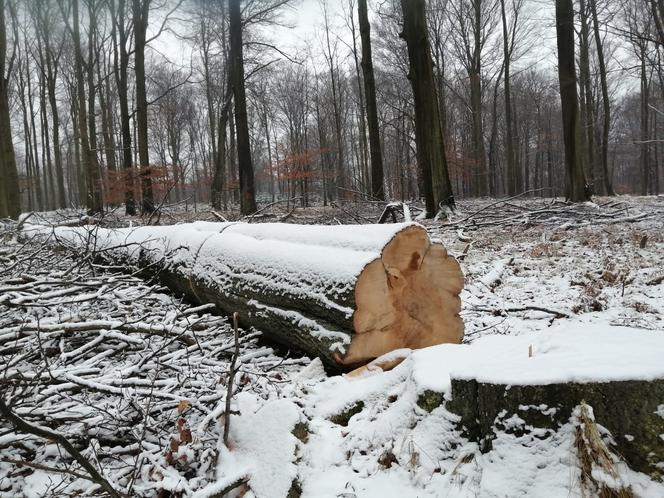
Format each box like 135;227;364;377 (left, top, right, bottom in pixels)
0;0;662;220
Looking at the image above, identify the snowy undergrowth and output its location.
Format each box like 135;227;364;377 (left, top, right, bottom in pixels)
280;322;664;498
0;227;306;497
2;196;664;497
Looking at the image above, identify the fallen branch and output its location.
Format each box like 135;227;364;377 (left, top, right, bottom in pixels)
223;312;241;446
0;398;123;498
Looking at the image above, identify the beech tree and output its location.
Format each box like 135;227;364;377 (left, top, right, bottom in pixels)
358;0;384;200
110;0;137;215
133;0;155;214
229;0;256;215
0;0;19;219
68;0;103;214
400;0;455;215
555;0;590;202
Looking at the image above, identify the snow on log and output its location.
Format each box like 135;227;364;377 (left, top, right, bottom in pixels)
25;221;464;368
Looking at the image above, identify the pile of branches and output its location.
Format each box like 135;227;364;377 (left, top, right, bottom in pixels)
0;224;304;497
442;195;661;233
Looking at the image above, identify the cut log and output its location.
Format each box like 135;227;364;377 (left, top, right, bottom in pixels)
25;221;464;368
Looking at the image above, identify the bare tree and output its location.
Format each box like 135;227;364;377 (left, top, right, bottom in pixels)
110;0;137;215
358;0;385;200
0;0;19;219
500;0;521;196
555;0;590;201
66;0;103;214
589;0;615;195
400;0;455;215
133;0;155;213
229;0;257;214
33;0;67;209
449;0;498;197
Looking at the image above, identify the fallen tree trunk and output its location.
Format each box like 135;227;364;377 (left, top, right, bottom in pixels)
26;221;464;368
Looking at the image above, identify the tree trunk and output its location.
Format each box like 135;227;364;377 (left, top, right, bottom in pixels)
0;0;19;219
0;77;19;220
400;0;455;216
263;102;275;203
111;0;136;215
488;62;504;197
17;55;41;211
38;61;55;210
500;0;517;197
72;0;103;214
39;222;463;369
469;1;487;197
589;0;615;196
348;5;370;197
86;1;101;205
35;1;67;210
229;0;257;215
555;0;590;202
133;0;154;214
211;35;232;210
358;0;385;201
639;46;650;196
99;49;117;181
578;0;597;193
323;6;346;199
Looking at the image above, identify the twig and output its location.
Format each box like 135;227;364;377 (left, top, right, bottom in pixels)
210;211;229;222
244;197;303;223
448;188;556;226
0;457;92;481
473;305;569;319
223;312;241;446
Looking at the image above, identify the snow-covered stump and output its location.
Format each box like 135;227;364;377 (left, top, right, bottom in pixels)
409;324;664;480
24;221;464;368
446;379;664;478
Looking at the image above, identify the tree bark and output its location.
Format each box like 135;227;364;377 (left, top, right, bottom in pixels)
211;10;231;210
229;0;257;215
400;0;455;216
555;0;590;202
358;0;385;201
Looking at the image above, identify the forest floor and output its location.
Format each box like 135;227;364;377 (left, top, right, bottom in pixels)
1;195;663;497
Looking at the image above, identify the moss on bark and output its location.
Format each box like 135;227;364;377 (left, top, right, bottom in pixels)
447;378;664;478
329;401;365;426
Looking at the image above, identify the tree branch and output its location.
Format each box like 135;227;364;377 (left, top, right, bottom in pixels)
0;397;123;498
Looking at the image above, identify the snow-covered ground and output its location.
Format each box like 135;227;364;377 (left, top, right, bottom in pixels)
1;195;663;497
